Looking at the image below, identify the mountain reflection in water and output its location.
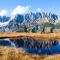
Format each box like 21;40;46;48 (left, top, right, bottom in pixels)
0;38;60;55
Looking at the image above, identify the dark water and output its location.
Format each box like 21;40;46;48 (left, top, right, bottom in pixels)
0;39;15;47
0;38;60;55
22;45;60;54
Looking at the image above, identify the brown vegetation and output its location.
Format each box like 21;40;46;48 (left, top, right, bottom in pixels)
0;46;59;60
0;32;60;39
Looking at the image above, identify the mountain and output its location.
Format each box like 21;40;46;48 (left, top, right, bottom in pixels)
0;12;58;32
0;16;10;22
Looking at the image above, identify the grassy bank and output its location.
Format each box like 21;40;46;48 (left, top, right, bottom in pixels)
0;46;59;60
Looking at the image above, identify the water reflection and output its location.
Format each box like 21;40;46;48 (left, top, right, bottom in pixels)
0;39;15;47
0;38;60;54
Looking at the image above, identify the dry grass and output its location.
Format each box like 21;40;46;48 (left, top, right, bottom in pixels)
44;54;60;60
0;46;47;60
0;32;60;60
0;46;59;60
0;32;60;39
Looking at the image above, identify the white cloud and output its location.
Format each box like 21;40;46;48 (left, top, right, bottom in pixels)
0;10;7;16
37;8;41;12
11;5;29;15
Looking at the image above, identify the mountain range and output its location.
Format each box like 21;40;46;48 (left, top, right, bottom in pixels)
0;12;58;32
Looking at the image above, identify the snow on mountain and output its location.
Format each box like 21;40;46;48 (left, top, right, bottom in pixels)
0;17;13;27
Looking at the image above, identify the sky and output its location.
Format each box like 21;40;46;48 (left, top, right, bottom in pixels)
0;0;60;16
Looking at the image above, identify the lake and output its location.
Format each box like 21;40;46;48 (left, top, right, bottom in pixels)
0;38;60;55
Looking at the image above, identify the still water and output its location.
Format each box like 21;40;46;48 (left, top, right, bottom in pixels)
0;38;60;55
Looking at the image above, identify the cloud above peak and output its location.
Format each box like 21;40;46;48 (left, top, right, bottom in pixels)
0;10;7;16
11;5;29;16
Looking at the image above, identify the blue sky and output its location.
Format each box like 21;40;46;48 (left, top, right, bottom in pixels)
0;0;60;16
